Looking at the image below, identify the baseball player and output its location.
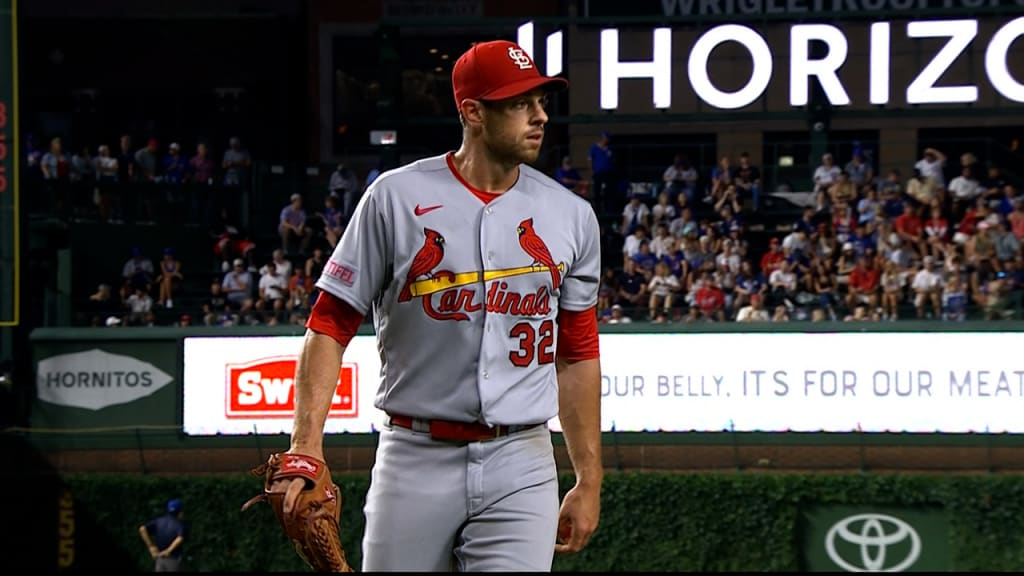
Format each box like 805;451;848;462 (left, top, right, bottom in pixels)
276;39;603;571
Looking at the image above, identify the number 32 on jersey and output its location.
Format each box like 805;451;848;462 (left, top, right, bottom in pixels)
509;319;554;367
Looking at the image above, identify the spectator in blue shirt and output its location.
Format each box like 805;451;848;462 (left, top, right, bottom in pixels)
631;240;659;278
555;155;584;196
279;193;312;256
588;131;616;214
996;184;1018;218
161;143;189;185
882;174;907;219
733;260;766;309
794;207;818;235
942;274;968;321
661;237;688;280
714;205;742;238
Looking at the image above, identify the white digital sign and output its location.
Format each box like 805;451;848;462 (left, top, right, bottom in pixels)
517;16;1024;110
184;332;1024;436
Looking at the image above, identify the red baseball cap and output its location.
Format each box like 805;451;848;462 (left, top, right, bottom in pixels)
452;40;567;108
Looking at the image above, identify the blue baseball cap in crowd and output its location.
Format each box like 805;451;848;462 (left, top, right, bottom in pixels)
167;498;182;513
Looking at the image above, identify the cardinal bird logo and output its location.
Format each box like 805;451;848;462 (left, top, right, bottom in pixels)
398;228;448;302
517;218;560;291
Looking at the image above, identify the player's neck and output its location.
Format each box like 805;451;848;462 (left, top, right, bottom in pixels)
449;146;519;194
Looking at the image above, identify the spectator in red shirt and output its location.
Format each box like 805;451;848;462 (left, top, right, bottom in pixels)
688;271;726;322
956;196;989;238
760;237;785;277
894;203;924;256
846;256;880;310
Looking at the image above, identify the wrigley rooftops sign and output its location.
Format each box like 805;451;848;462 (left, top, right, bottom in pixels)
582;0;1024;18
517;15;1024;110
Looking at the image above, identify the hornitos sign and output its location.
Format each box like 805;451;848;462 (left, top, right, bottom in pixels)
36;348;174;411
517;15;1024;110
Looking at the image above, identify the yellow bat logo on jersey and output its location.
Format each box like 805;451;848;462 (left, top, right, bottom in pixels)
397;225;565;322
406;262;566;298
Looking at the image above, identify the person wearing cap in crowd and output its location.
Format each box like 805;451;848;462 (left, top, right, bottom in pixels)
270;37;602;571
159;142;190;224
161;142;188;185
606;303;632;323
759;237;786;278
221;257;252;309
735;292;770;322
278;192;311;256
555;155;584;196
138;498;187;572
589;130;617;214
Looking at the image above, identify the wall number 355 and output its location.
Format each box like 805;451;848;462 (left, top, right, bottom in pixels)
58;488;75;569
509;319;554;367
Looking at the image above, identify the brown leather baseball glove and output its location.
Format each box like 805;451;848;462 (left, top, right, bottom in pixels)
242;453;353;572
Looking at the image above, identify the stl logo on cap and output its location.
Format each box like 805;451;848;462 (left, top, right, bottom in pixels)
507;46;533;70
452;40;567;107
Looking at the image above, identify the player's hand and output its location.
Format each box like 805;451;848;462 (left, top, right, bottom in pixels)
269;448;324;514
554;483;600;554
269;476;307;515
148;545;159;559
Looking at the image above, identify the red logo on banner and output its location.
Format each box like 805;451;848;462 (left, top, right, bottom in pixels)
225;356;358;418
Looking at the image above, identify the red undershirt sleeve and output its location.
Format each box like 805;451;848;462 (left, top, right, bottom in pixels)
305;291;366;347
556;306;600;361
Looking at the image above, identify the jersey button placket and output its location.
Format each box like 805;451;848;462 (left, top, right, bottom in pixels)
480;204;495;382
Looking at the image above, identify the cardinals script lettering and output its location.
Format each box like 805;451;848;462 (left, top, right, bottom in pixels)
423;284;552;322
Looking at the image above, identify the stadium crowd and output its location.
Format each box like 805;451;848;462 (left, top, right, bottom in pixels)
36;129;1023;327
45;130;373;329
563;137;1023;324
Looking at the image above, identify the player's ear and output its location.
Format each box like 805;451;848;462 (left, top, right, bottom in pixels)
459;99;485;127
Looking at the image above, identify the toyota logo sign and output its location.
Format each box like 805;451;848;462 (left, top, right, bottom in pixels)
825;513;922;572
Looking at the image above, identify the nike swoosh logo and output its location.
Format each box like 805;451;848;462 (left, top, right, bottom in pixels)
414;204;443;216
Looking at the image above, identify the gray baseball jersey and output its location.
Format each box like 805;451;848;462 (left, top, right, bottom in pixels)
315;153;601;426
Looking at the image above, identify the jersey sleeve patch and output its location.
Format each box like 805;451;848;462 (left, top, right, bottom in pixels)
322;260;358;287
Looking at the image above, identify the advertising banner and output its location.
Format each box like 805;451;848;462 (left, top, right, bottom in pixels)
183;336;371;435
801;505;949;571
519;13;1024;114
32;341;180;429
581;0;1024;19
184;331;1024;435
0;0;18;327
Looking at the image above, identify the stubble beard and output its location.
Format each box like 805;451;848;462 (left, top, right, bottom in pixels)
484;126;541;167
